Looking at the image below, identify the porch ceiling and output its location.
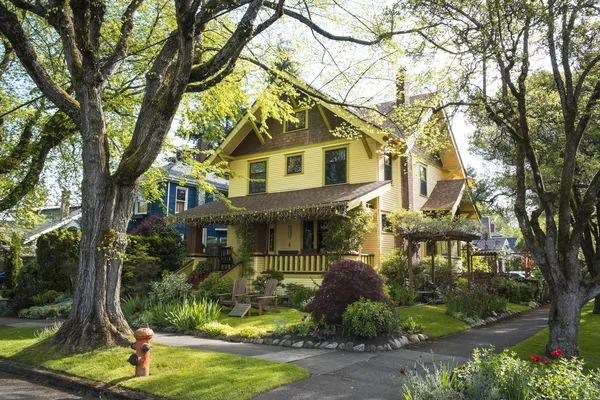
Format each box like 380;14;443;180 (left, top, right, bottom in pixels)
175;181;391;226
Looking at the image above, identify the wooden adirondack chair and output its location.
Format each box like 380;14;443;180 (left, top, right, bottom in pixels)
245;279;279;316
217;278;248;307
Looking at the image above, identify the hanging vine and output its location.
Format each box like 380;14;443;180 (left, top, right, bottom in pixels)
323;207;374;262
235;224;256;276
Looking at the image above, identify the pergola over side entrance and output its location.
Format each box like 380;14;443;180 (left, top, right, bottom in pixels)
404;230;481;291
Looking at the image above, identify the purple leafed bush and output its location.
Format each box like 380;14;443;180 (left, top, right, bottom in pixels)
130;215;169;236
307;260;390;324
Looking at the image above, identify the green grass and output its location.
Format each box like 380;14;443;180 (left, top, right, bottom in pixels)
0;327;309;400
508;302;600;370
398;305;470;337
507;302;532;312
218;307;308;330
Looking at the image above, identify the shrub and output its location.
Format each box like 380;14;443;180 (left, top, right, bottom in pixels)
322;208;374;261
285;283;316;307
147;302;173;327
122;237;161;296
401;316;423;334
342;298;400;339
5;232;23;289
130;215;187;271
307;260;389;324
235;326;268;338
197;273;233;301
401;348;600;400
149;272;191;303
32;290;66;306
195;261;214;275
12;261;45;311
36;228;80;293
388;284;417;306
18;302;72;319
198;321;235;337
165;297;221;330
444;285;508;322
491;276;539;304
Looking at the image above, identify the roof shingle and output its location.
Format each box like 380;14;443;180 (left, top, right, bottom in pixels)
421;179;466;211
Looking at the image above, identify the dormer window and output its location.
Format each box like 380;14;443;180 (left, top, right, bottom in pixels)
284;109;308;132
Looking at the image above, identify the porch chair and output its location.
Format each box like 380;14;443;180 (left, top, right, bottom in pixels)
217;278;248;307
245;279;279;316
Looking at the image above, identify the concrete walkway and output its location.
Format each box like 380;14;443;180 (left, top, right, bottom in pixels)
0;371;94;400
154;306;550;400
0;307;550;400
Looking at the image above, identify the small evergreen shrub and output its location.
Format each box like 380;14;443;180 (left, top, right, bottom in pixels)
5;232;23;289
18;302;72;319
491;276;539;304
285;283;316;307
235;326;268;338
12;261;45;311
197;273;233;301
307;260;389;324
122;237;161;296
32;290;65;306
198;321;235;337
401;316;423;334
444;285;508;322
149;272;191;303
342;298;400;339
130;215;187;271
36;228;80;293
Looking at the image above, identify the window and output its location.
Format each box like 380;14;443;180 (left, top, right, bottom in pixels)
384;153;392;181
284;109;308;132
249;160;267;194
425;241;434;256
286;154;303;175
325;147;347;185
381;213;392;232
303;221;315;249
175;187;188;213
419;164;427;196
134;199;148;215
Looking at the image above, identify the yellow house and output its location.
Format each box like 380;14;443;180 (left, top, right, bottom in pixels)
176;76;479;286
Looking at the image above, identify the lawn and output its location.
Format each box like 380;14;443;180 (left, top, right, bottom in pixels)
507;302;532;312
219;307;307;330
0;327;310;400
397;305;470;337
508;302;600;370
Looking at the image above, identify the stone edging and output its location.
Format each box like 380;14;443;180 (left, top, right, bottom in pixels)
0;358;161;400
158;327;430;352
471;305;540;328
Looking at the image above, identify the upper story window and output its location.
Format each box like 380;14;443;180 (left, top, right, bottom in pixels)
249;160;267;194
381;213;392;232
325;147;347;185
384;153;392;181
286;154;303;175
175;187;188;213
284;109;308;132
419;164;427;196
134;198;148;215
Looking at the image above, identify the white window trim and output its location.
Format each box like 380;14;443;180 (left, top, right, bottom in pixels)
134;198;148;215
175;186;189;213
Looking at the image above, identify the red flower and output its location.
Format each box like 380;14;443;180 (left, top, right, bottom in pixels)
530;354;540;362
399;368;406;375
540;356;550;366
551;349;563;357
133;307;141;314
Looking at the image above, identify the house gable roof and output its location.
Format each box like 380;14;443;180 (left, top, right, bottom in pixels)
421;179;466;212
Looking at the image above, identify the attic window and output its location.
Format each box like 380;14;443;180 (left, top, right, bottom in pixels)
284;109;308;132
419;164;427;196
384;153;392;181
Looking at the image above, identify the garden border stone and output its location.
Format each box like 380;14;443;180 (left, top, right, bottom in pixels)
469;304;541;328
0;359;160;400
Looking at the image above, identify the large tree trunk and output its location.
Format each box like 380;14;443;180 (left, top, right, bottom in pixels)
594;296;600;314
53;82;137;350
546;290;584;357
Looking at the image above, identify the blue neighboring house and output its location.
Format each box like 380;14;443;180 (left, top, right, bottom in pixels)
127;162;228;243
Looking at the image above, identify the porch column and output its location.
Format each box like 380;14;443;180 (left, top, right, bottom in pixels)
187;225;205;255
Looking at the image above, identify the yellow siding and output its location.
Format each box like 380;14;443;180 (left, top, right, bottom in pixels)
275;220;303;252
227;138;379;198
283;274;323;288
380;233;396;263
412;159;445;210
227;225;238;254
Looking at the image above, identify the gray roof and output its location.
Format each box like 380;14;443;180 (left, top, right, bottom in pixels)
473;237;511;253
162;162;228;192
421;179;467;211
175;181;391;226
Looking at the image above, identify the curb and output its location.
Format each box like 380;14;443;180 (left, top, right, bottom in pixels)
0;359;162;400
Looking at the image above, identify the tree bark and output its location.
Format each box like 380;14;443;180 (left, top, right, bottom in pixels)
594;295;600;314
546;289;584;357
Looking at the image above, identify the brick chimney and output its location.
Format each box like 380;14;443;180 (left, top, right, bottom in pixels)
60;189;70;221
481;216;491;238
196;139;210;163
396;67;407;106
490;222;496;234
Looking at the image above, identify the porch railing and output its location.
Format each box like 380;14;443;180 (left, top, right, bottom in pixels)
264;253;375;274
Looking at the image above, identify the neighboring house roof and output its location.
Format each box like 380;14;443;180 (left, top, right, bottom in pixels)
473;237;511;253
22;209;82;244
421;179;467;213
175;181;391;226
507;237;519;252
162;162;229;192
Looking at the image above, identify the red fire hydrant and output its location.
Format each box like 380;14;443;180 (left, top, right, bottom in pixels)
127;327;154;377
